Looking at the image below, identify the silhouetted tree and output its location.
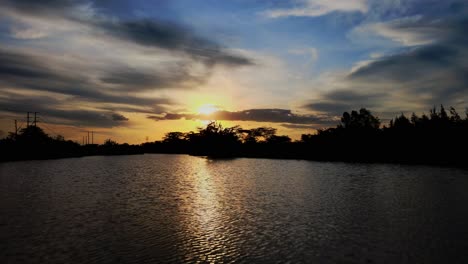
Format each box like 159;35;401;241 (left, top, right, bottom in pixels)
0;125;83;161
185;122;241;156
341;108;380;129
163;132;187;143
300;134;314;143
266;135;291;144
240;127;277;143
103;139;118;146
392;114;412;129
3;105;467;166
450;107;461;123
410;112;419;126
440;105;449;121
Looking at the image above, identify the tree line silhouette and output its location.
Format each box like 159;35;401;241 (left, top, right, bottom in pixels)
0;126;142;161
1;105;467;166
298;106;468;166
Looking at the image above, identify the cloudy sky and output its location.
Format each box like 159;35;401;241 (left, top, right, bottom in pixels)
0;0;467;143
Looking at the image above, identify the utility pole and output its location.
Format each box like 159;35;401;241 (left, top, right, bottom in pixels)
26;112;30;128
82;136;85;145
14;120;18;137
33;112;39;127
87;131;90;145
91;131;94;145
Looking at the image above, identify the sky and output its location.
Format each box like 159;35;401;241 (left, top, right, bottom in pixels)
0;0;467;143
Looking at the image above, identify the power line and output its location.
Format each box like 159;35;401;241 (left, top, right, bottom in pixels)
40;123;59;137
36;115;64;139
19;113;98;145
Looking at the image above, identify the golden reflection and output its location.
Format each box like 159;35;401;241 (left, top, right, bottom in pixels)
180;158;237;262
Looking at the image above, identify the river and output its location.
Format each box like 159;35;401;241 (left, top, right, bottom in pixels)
1;154;468;263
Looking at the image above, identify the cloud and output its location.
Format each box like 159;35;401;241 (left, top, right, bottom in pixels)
348;18;468;104
0;95;130;128
288;47;319;64
2;0;253;67
10;26;48;39
348;15;455;47
111;113;129;121
0;49;172;109
306;17;468;117
95;19;253;67
304;90;386;115
148;108;335;125
1;0;82;16
99;66;206;91
0;0;256;132
280;123;322;129
264;0;368;18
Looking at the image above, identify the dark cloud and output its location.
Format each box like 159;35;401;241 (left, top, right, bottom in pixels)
0;50;68;80
2;0;253;67
148;108;335;125
304;91;385;115
111;113;128;121
349;45;460;83
99;105;165;114
47;110;123;127
0;50;190;98
0;95;130;128
147;113;191;121
347;17;468;107
0;49;172;110
304;102;357;115
99;66;206;91
280;124;327;129
0;0;254;131
1;0;80;16
325;90;387;102
100;70;168;87
96;19;253;66
306;17;468;117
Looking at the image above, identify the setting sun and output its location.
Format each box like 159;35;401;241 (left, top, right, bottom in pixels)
197;104;219;115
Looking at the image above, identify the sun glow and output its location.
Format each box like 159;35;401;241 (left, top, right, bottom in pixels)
197;104;218;115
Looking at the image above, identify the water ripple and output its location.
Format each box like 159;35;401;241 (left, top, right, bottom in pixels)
1;155;468;263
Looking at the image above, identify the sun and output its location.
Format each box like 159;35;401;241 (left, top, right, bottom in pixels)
198;104;218;115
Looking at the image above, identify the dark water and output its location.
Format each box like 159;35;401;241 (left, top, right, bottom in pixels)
1;154;468;263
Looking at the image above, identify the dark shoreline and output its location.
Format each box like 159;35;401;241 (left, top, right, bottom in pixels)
1;151;466;169
2;106;467;168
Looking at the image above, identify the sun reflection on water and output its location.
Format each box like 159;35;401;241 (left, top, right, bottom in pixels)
178;158;239;263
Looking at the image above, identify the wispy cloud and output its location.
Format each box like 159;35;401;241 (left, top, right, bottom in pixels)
305;17;468;117
1;0;253;67
0;0;255;129
263;0;368;18
93;19;253;67
288;47;319;64
349;15;449;47
0;49;172;107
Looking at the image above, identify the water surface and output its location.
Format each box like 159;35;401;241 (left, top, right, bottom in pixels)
1;154;468;263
